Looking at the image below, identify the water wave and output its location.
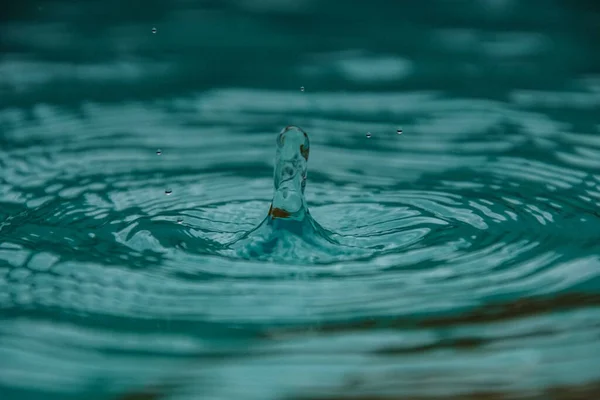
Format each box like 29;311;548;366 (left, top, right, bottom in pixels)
1;1;600;398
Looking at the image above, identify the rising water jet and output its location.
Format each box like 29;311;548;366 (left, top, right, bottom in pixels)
226;126;365;262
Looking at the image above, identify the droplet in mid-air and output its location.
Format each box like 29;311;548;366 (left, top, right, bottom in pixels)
156;149;162;155
165;189;172;195
177;218;183;224
152;27;157;34
397;128;403;135
300;86;305;92
366;132;372;138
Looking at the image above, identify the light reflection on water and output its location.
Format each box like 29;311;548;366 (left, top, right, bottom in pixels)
1;1;599;399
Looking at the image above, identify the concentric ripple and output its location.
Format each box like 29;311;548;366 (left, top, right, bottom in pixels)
1;1;600;399
1;94;599;399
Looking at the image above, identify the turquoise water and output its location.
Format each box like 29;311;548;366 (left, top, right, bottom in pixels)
1;1;600;399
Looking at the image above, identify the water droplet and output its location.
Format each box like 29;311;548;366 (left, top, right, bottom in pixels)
152;27;157;34
165;189;172;195
177;218;183;224
366;132;372;138
156;149;162;155
300;86;305;92
397;128;403;135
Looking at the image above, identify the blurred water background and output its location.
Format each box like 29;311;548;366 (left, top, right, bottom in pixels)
1;0;600;399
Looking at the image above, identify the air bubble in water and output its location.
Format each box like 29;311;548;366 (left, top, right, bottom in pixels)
165;189;172;195
366;132;372;138
397;128;403;135
300;86;305;92
156;149;162;155
152;27;157;34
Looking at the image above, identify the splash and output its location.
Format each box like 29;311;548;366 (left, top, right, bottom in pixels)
226;126;368;263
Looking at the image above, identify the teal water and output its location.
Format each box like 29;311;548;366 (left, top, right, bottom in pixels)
1;1;600;399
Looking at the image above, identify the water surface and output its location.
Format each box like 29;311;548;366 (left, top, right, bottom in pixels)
1;1;600;399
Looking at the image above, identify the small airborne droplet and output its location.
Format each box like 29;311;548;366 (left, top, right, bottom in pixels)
152;27;157;34
156;149;162;155
366;132;372;138
300;86;305;92
397;128;403;135
165;189;172;195
177;218;183;224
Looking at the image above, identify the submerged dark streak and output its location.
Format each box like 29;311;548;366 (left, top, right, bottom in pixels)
372;328;559;355
262;293;600;338
290;380;600;400
420;292;600;328
115;379;600;400
116;385;174;400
